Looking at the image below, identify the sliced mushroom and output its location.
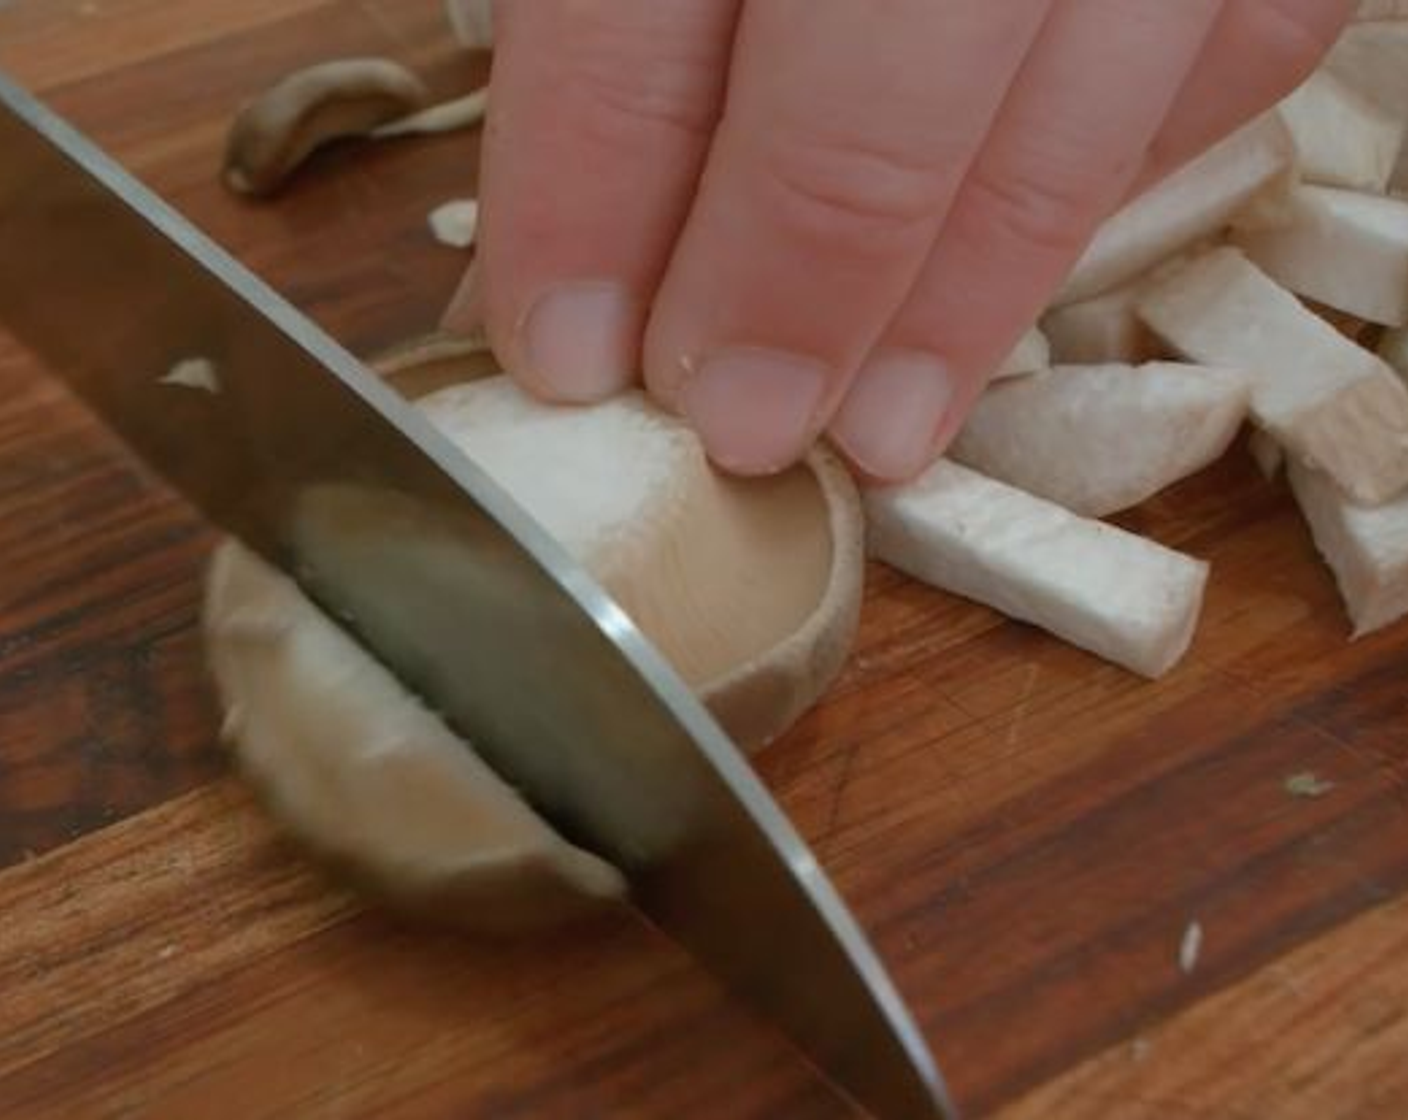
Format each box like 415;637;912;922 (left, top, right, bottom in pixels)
224;58;431;196
1138;246;1408;504
1232;185;1408;327
204;347;863;928
427;197;479;248
865;459;1209;679
951;362;1251;517
1324;19;1408;190
992;326;1050;381
206;542;628;933
1055;114;1296;305
1289;458;1408;636
1277;70;1404;193
370;87;488;139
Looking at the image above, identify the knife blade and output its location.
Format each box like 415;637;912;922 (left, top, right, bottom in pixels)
0;71;955;1120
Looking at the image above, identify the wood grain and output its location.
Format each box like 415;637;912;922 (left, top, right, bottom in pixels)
1001;892;1408;1119
0;3;1406;1116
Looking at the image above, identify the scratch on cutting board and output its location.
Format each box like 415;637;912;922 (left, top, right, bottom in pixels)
821;742;861;847
1004;662;1042;747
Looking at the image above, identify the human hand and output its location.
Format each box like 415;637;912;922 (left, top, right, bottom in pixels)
446;0;1355;480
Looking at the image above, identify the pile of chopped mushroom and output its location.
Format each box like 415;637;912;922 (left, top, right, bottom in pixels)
205;3;1408;929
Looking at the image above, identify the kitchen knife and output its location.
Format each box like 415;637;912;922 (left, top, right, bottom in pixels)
0;71;955;1120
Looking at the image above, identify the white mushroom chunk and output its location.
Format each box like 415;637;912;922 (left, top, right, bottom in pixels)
1055;114;1296;305
1277;70;1403;193
1138;247;1408;504
993;326;1050;381
1042;276;1166;364
427;197;479;248
1289;459;1408;636
1232;185;1408;327
159;356;221;394
951;362;1250;517
205;541;628;931
445;0;494;49
865;460;1209;679
224;58;431;196
1324;20;1408;190
370;87;488;139
205;366;863;927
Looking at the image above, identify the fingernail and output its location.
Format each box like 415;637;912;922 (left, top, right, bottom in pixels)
681;347;830;475
442;258;483;333
519;281;638;402
831;350;954;481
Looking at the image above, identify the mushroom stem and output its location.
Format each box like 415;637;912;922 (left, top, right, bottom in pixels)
372;86;488;139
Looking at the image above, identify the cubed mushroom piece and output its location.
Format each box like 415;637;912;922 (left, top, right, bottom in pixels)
1055;114;1296;305
1276;70;1404;193
1232;185;1408;327
993;326;1051;381
864;460;1208;678
1324;19;1408;190
1289;459;1408;636
1138;247;1408;504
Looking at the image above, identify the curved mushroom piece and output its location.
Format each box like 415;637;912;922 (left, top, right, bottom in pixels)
224;58;431;196
951;362;1251;517
206;541;628;933
204;359;863;930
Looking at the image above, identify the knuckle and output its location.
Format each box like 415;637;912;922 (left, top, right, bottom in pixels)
755;129;947;255
562;12;724;146
961;159;1096;258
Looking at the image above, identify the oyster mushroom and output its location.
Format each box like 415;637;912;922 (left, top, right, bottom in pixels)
225;58;431;196
224;60;489;197
203;344;864;930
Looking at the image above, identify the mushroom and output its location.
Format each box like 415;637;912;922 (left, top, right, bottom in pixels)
203;342;864;930
1138;246;1408;504
1042;283;1154;365
1276;70;1404;193
223;60;488;197
992;326;1050;381
427;197;479;249
864;459;1209;679
951;362;1251;517
1055;114;1296;305
1232;185;1408;327
1324;18;1408;190
224;58;431;196
1289;458;1408;636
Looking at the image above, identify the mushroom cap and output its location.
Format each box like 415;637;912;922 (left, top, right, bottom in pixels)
202;338;864;929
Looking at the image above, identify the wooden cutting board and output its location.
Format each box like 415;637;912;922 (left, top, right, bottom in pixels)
1;3;1406;1116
